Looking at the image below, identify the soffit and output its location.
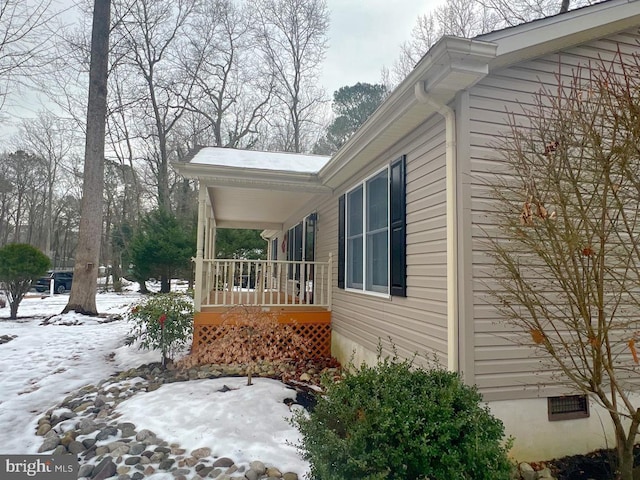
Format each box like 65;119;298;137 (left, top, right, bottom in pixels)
207;185;321;230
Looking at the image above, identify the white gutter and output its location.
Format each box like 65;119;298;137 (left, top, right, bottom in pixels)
415;81;459;373
172;162;331;194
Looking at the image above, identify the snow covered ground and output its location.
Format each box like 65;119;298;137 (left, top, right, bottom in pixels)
0;285;308;475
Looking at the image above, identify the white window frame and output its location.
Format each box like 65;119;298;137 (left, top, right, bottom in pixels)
345;166;390;297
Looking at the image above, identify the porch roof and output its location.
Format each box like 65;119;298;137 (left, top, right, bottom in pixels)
174;147;332;230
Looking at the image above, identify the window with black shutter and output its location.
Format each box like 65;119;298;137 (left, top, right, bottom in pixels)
338;195;345;289
390;155;407;297
337;155;406;296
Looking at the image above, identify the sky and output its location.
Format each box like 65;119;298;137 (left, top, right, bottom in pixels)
321;0;437;94
2;0;437;133
0;285;309;477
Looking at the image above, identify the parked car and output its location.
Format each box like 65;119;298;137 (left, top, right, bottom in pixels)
35;271;74;294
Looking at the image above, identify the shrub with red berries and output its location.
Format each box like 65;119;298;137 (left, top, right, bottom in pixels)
125;293;193;366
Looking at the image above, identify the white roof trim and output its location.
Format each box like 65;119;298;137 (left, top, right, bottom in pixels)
172;161;332;194
318;37;497;188
187;147;330;173
479;0;640;68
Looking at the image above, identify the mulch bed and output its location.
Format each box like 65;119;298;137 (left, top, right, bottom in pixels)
541;445;640;479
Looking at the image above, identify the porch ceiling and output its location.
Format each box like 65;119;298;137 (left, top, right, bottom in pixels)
208;185;325;230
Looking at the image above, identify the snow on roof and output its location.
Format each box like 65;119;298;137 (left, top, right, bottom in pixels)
189;147;331;174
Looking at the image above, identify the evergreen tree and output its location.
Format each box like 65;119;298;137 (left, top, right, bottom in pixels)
129;209;195;293
314;82;387;154
215;229;266;260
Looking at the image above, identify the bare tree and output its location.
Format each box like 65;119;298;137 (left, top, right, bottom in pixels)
255;0;329;153
393;0;499;83
0;150;44;244
393;0;596;84
0;0;56;114
0;155;13;245
14;112;79;258
63;0;111;315
113;0;199;210
486;49;640;480
479;0;593;26
184;0;274;149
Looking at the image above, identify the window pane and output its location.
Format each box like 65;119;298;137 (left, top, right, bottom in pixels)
347;186;363;236
366;170;388;293
347;236;363;288
367;171;388;232
366;230;388;292
346;185;363;289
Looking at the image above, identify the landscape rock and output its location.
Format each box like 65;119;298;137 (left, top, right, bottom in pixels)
245;470;259;480
78;463;94;478
191;447;211;459
159;458;176;470
266;467;282;477
249;461;266;475
537;468;555;479
35;362;314;480
213;457;235;468
96;426;118;440
68;440;85;454
519;463;537;480
37;437;60;453
52;445;67;455
78;418;99;435
36;423;51;436
135;429;156;442
129;443;145;455
92;458;117;480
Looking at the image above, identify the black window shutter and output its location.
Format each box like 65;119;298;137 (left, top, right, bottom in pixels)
390;155;407;296
338;194;345;289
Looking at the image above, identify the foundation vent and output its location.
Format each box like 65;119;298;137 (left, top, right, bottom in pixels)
547;395;590;421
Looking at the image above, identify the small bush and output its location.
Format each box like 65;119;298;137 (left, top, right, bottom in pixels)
0;243;50;319
125;293;193;364
292;354;513;480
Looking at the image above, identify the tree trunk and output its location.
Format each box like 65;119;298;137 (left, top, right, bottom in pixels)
160;274;171;293
112;262;122;292
62;0;110;315
612;413;636;480
9;300;18;320
617;447;634;480
559;0;570;14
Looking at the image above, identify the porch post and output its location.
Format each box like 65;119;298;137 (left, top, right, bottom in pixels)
194;183;207;312
328;252;333;311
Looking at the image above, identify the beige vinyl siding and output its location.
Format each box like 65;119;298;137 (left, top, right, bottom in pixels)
467;29;640;401
310;115;450;364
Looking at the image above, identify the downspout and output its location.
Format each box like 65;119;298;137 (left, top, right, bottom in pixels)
415;82;459;373
194;183;207;313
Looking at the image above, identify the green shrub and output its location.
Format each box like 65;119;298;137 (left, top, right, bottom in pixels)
125;293;193;365
292;354;513;480
0;243;50;319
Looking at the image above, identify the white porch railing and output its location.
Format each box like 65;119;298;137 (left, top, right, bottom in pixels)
200;256;332;309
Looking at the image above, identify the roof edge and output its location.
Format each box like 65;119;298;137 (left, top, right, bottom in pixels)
318;37;497;187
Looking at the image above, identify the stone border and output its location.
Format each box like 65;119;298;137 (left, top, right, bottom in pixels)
35;362;332;480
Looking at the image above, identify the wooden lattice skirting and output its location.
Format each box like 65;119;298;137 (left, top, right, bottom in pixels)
192;310;332;359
